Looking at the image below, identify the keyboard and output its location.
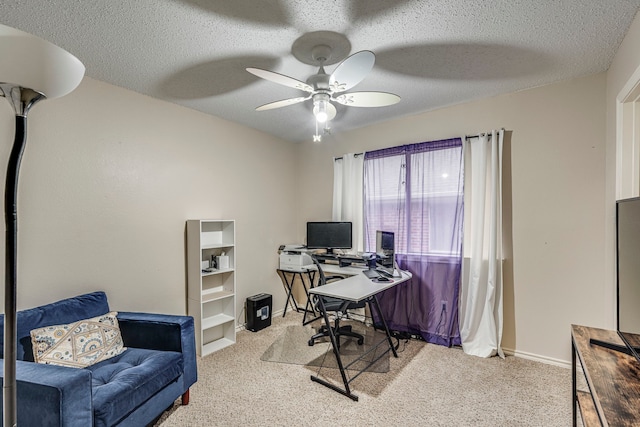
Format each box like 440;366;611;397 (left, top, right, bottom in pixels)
378;269;394;278
362;268;396;279
362;269;381;279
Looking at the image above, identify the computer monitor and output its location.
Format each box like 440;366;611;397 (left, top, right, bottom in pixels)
306;222;352;254
376;230;397;276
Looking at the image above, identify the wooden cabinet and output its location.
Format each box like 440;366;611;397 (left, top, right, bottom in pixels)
187;220;236;356
572;325;640;426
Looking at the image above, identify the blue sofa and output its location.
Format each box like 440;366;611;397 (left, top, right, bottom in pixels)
0;291;197;426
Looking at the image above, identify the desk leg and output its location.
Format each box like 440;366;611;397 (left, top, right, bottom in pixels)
280;272;300;317
370;295;398;358
302;271;321;325
310;297;358;401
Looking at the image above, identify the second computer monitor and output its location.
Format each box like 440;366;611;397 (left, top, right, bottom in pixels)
376;230;395;275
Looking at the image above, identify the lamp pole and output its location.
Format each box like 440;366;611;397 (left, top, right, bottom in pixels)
0;85;44;427
0;25;84;426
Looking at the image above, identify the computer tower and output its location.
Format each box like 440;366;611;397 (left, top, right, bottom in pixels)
246;293;272;332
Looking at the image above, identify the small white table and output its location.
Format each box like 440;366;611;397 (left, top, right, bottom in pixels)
308;268;412;400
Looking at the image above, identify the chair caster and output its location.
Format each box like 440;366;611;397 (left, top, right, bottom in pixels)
308;339;315;346
357;338;364;345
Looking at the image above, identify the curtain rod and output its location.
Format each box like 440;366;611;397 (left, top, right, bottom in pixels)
465;128;505;140
335;129;505;160
334;152;364;161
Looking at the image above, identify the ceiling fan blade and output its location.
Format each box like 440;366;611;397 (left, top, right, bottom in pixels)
246;67;313;92
329;50;375;92
333;91;401;107
256;96;309;111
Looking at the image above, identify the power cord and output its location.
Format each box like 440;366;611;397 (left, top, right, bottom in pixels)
390;330;411;352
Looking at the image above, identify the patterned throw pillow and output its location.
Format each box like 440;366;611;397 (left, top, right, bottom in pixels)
30;311;126;368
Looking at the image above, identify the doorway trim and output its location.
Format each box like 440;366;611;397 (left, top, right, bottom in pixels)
616;64;640;199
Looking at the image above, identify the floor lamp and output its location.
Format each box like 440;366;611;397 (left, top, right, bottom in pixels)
0;25;84;426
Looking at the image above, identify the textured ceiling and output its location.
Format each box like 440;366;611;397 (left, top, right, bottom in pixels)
1;0;639;142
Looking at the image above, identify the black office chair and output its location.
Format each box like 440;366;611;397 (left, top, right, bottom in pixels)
308;256;365;348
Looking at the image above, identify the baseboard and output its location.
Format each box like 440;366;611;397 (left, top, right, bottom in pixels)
503;347;571;369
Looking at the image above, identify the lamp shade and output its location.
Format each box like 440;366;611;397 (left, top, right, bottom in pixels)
0;24;84;99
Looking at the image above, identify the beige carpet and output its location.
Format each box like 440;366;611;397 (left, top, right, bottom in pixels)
259;321;409;373
154;312;574;427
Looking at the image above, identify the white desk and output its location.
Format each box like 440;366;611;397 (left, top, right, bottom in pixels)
308;267;412;400
310;268;410;302
320;264;367;277
289;264;363;325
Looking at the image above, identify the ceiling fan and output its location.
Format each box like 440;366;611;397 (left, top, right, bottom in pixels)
246;42;400;141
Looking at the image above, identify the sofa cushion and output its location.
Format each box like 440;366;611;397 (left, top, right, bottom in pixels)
87;348;183;427
0;291;111;361
30;312;126;368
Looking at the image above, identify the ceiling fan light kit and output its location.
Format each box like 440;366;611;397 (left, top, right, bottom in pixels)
247;32;401;142
313;97;328;123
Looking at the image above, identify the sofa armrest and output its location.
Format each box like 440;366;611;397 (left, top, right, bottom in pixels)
117;312;197;387
0;360;93;426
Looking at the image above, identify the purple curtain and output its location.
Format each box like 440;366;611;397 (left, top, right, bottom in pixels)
364;138;464;346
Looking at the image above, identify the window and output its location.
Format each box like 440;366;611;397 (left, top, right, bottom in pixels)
364;140;463;257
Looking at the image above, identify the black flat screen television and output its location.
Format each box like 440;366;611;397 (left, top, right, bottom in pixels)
306;222;352;253
617;197;640;360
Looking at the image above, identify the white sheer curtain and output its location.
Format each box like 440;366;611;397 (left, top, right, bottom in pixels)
333;153;364;252
460;130;504;358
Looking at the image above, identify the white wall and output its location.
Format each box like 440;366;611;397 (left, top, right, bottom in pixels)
295;72;607;364
606;12;640;328
0;77;298;320
5;15;640;363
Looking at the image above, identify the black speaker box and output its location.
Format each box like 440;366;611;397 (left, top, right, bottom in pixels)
246;293;272;332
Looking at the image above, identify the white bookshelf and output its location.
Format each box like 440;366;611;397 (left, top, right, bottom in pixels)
187;219;236;356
